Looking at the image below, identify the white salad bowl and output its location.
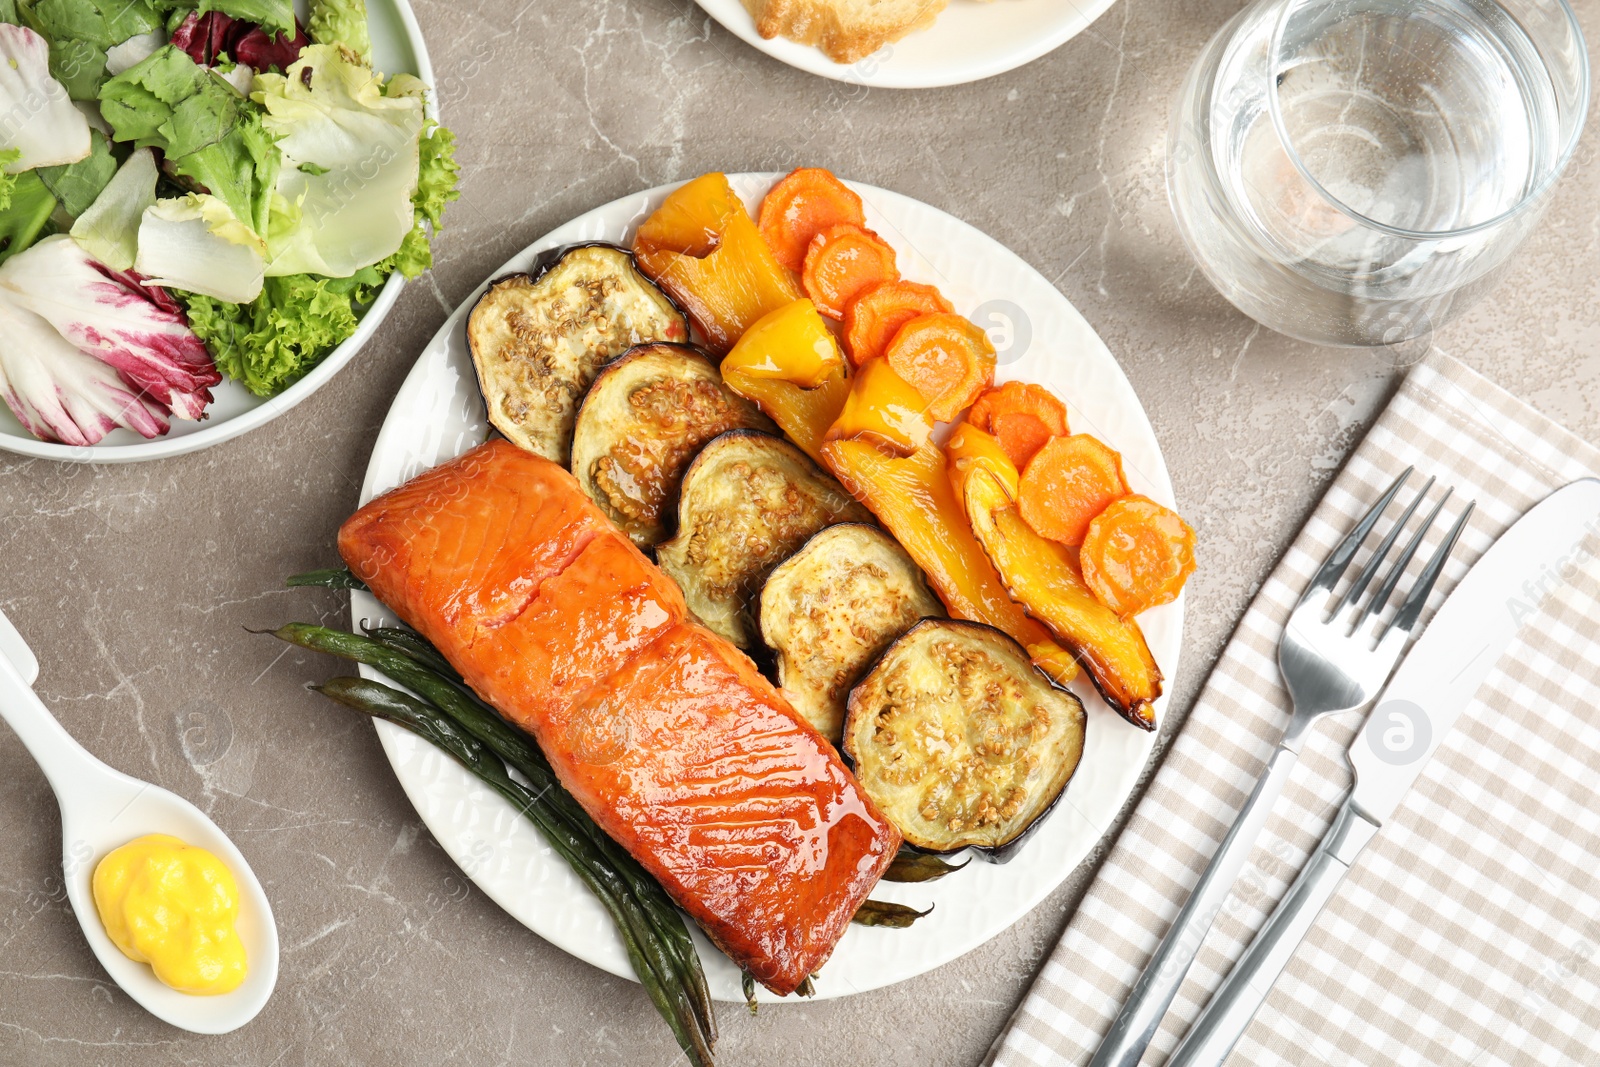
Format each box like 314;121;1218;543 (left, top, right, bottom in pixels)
0;0;434;464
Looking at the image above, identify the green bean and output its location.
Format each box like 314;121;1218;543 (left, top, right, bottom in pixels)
358;624;463;682
312;677;713;1066
271;625;688;960
285;567;367;590
279;620;716;1059
270;625;700;987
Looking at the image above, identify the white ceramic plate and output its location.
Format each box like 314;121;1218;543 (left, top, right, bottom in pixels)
695;0;1120;88
0;0;434;464
352;173;1182;1002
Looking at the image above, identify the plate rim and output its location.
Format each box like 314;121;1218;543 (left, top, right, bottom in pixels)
0;0;436;465
693;0;1123;88
353;172;1184;1001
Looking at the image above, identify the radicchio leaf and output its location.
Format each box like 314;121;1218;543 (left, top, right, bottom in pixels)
0;295;168;445
0;236;219;422
171;11;309;74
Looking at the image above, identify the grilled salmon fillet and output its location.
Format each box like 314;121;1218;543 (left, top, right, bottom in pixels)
339;439;899;993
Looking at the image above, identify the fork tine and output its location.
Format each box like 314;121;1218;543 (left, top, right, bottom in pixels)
1382;501;1475;638
1334;475;1436;616
1305;467;1413;601
1358;485;1450;627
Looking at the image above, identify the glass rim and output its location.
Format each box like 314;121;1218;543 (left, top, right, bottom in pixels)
1265;0;1591;241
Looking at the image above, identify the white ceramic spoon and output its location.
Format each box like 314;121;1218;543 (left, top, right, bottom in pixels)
0;609;278;1034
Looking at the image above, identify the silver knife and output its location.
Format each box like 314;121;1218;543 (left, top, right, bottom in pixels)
1166;477;1600;1067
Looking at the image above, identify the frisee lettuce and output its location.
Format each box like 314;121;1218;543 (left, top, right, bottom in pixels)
0;149;19;213
180;273;357;395
414;121;459;231
307;0;369;62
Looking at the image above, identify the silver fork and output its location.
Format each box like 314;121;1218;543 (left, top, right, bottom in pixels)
1089;468;1471;1067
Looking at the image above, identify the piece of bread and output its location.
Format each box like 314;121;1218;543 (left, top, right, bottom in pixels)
742;0;949;64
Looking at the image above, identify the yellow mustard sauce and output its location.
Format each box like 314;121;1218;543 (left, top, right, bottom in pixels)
91;834;247;996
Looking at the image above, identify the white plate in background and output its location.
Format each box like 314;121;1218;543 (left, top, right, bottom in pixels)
695;0;1120;88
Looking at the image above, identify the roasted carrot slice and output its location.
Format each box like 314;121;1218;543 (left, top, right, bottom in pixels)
1081;495;1196;618
883;312;996;423
758;168;867;273
842;280;953;367
1017;434;1129;547
968;381;1069;468
802;224;899;320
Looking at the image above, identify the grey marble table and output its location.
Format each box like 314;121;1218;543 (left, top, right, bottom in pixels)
4;1;1599;1064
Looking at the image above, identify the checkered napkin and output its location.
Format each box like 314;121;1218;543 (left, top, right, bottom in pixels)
991;352;1600;1067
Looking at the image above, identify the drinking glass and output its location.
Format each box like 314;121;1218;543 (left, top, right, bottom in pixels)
1167;0;1589;348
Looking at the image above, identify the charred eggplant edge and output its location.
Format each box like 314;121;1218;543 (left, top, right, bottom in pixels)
570;342;771;548
465;243;690;459
758;521;941;740
841;617;1088;864
659;429;871;648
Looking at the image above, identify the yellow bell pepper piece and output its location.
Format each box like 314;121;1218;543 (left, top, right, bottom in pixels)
722;368;849;467
722;298;846;389
633;173;801;355
946;423;1020;514
826;357;935;457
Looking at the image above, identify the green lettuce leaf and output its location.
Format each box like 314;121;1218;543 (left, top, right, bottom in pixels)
183;118;458;396
253;44;422;278
306;0;368;62
48;36;107;99
0;172;58;266
31;0;163;48
0;1;19;24
69;146;158;269
99;44;278;236
36;129;118;217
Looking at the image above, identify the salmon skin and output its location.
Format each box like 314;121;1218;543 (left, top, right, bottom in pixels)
340;439;900;994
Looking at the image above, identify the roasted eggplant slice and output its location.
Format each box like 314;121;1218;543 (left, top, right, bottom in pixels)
571;343;774;547
466;243;689;463
964;465;1162;730
758;523;942;742
843;619;1087;858
657;433;871;650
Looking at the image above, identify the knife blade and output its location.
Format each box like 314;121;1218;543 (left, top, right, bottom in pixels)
1347;477;1600;824
1167;477;1600;1067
